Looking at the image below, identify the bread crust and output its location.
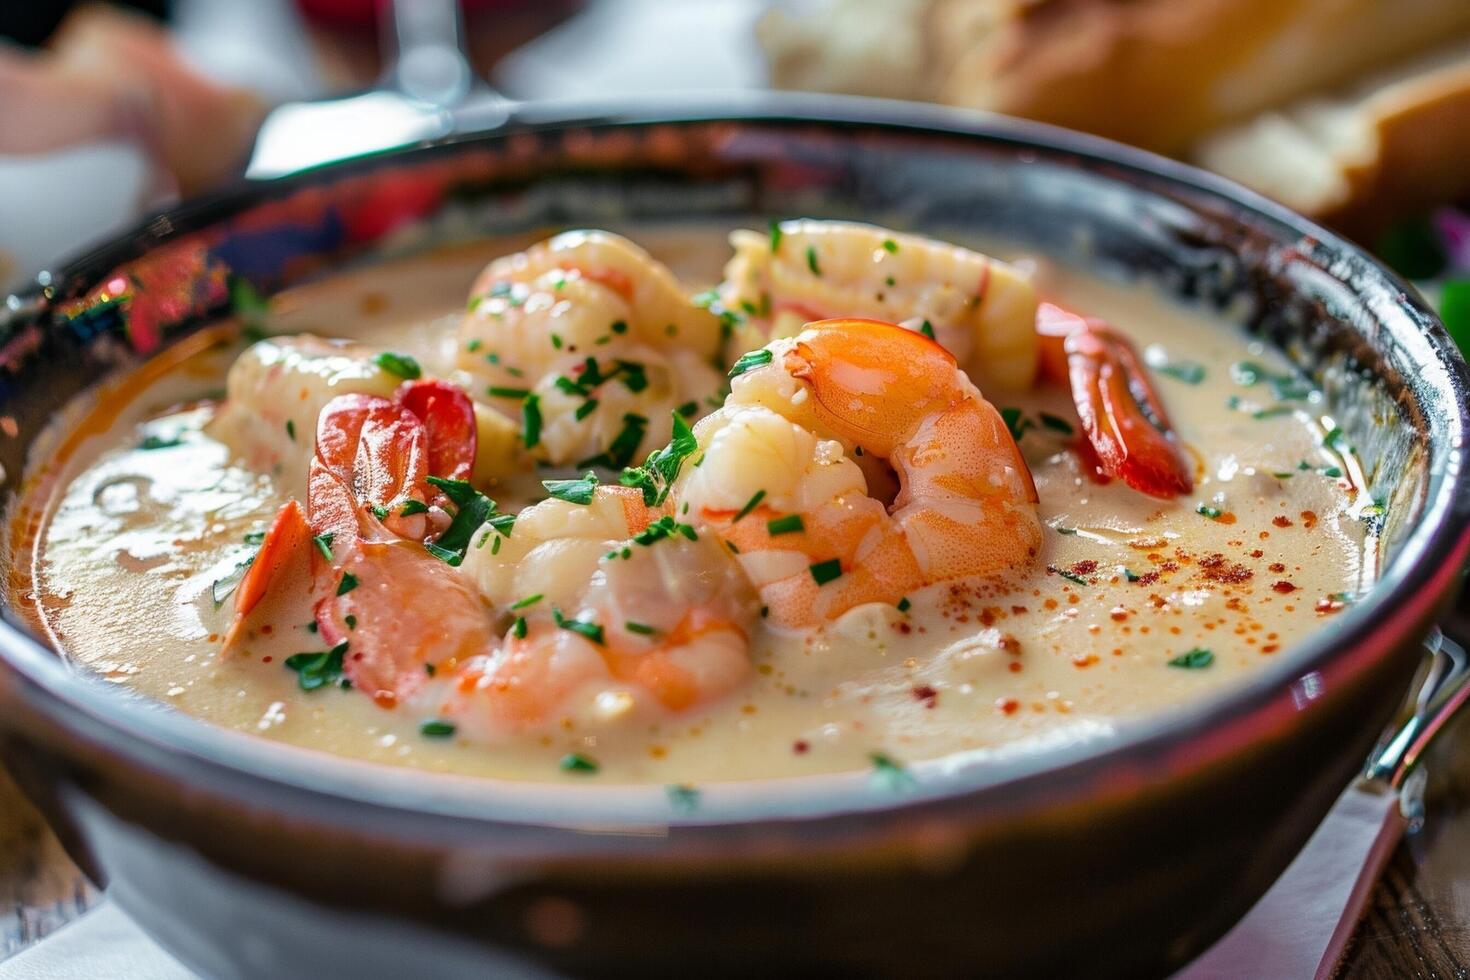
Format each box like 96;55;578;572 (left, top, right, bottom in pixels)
932;0;1470;154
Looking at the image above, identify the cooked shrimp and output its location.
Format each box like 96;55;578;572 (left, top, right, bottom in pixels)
226;379;495;705
720;219;1040;393
446;486;758;737
676;318;1041;627
459;230;726;470
207;335;400;495
230;385;757;734
722;219;1193;497
1036;301;1194;497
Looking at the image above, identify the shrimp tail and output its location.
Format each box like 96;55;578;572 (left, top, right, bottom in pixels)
1037;302;1193;498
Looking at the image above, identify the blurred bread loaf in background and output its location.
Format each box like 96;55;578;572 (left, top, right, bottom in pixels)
760;0;1470;237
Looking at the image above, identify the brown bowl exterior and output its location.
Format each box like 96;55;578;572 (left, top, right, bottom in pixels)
1;96;1467;978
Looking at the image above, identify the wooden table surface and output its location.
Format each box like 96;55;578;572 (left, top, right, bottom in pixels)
4;700;1470;976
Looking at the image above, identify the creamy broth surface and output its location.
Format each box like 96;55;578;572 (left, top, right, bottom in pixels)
18;224;1374;783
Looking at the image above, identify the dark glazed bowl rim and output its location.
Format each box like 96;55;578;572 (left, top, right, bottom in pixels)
3;93;1469;839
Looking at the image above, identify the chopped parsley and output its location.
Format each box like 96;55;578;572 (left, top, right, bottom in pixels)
616;360;649;394
419;719;456;738
881;238;899;254
1197;504;1223;519
1230;361;1314;400
424;475;506;566
631;514;699;546
733;489;766;523
574;399;599;421
1153;359;1206;385
611;319;628;334
312;532;334;560
918;319;936;340
522;393;543;448
1039;412;1074;435
1167;648;1215;669
604;413;649;469
693;288;745;339
769;220;783;253
400;499;430;516
896;597;911;613
336;572;359;595
285;419;296;441
625;621;657;635
553;607;605;645
806;245;821;276
511;616;527;639
1323;426;1353;453
619;412;698;506
230;276;271;337
285;641;349;691
766;514;804;536
809;559;842;585
510;594;543;610
559;752;599;774
728;348;774;379
373;351;422;380
242;530;266;546
488;385;531;399
1000;407;1032;442
543;471;600;505
465;338;483;352
1048;564;1088;587
676;400;699;417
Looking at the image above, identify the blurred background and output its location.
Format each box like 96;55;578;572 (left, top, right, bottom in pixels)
1;0;1468;341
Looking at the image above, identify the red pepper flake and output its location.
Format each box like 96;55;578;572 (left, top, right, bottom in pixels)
912;685;939;709
1250;549;1264;558
1110;606;1129;621
1071;559;1098;576
1272;515;1293;528
1269;562;1286;573
1071;653;1099;667
1315;595;1345;614
1198;553;1253;584
1272;580;1298;593
1216;512;1237;524
261;655;272;663
1300;510;1318;529
792;740;810;754
996;697;1019;715
1261;643;1280;654
1007;661;1023;673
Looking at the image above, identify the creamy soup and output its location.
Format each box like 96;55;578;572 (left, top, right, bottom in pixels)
11;222;1376;783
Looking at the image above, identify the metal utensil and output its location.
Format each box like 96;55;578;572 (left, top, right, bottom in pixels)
1178;628;1470;979
245;0;509;180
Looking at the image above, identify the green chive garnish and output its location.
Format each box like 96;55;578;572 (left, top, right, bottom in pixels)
373;351;422;380
809;559;842;585
733;489;766;523
766;514;804;536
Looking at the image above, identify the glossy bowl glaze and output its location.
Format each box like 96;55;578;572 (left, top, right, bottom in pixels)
1;96;1467;979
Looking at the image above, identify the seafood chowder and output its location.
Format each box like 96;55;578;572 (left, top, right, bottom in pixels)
13;221;1378;784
